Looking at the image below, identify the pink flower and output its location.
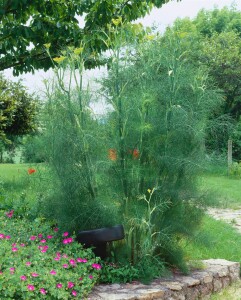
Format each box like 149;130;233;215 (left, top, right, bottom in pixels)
9;267;15;272
12;247;18;252
27;284;35;291
5;235;11;239
12;243;16;246
63;232;69;237
26;262;31;266
92;263;102;270
20;243;25;247
56;283;63;288
54;257;60;261
72;290;77;297
40;239;46;243
31;272;39;277
20;275;27;281
82;258;87;263
50;270;56;275
38;234;43;238
0;234;4;239
69;259;76;266
67;282;75;289
56;252;61;257
79;277;83;281
47;235;53;239
67;237;73;243
62;254;68;258
62;237;73;244
62;264;68;268
0;271;3;275
53;227;59;232
89;275;93;279
40;245;49;253
76;258;83;263
40;288;47;295
30;236;36;241
6;210;14;218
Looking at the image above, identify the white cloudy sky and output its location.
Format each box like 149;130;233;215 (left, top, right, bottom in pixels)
3;0;241;96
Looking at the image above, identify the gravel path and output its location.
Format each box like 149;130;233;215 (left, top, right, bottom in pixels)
207;207;241;299
208;207;241;233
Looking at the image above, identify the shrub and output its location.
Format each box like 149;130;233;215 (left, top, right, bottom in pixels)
99;26;221;276
0;209;101;299
35;26;222;283
229;161;241;178
99;261;139;284
22;135;47;163
39;49;120;233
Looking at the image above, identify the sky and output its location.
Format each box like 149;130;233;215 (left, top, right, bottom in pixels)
3;0;241;99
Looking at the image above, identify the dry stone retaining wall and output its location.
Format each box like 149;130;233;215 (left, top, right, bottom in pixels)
88;259;240;300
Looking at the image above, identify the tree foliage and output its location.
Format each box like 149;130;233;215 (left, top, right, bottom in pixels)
163;7;241;156
0;0;175;75
169;6;241;120
0;74;38;142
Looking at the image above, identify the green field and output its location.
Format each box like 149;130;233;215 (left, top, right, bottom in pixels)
199;174;241;208
0;163;50;205
2;163;241;205
182;215;241;263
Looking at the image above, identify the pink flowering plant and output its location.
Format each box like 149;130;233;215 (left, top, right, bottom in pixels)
0;209;101;299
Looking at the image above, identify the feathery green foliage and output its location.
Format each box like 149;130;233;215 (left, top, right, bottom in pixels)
38;24;221;281
99;27;222;273
40;48;119;233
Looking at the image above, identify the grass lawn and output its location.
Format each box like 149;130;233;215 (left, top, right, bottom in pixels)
182;215;241;264
187;171;241;299
199;174;241;208
0;163;50;205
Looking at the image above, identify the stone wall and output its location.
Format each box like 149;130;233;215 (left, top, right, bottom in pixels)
88;259;240;300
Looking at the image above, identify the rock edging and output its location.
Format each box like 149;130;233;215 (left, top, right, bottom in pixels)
88;259;240;300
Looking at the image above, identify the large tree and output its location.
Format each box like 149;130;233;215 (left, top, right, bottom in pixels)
0;0;174;75
169;6;241;120
0;74;38;142
166;7;241;155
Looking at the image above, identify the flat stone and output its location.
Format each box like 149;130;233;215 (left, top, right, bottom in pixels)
203;259;238;267
92;292;136;300
161;282;183;291
192;271;213;284
87;293;102;300
213;278;223;292
168;291;186;300
199;282;213;297
130;284;150;290
135;289;165;299
176;276;200;286
204;264;229;277
186;287;200;300
203;275;213;284
111;284;122;289
222;276;230;288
